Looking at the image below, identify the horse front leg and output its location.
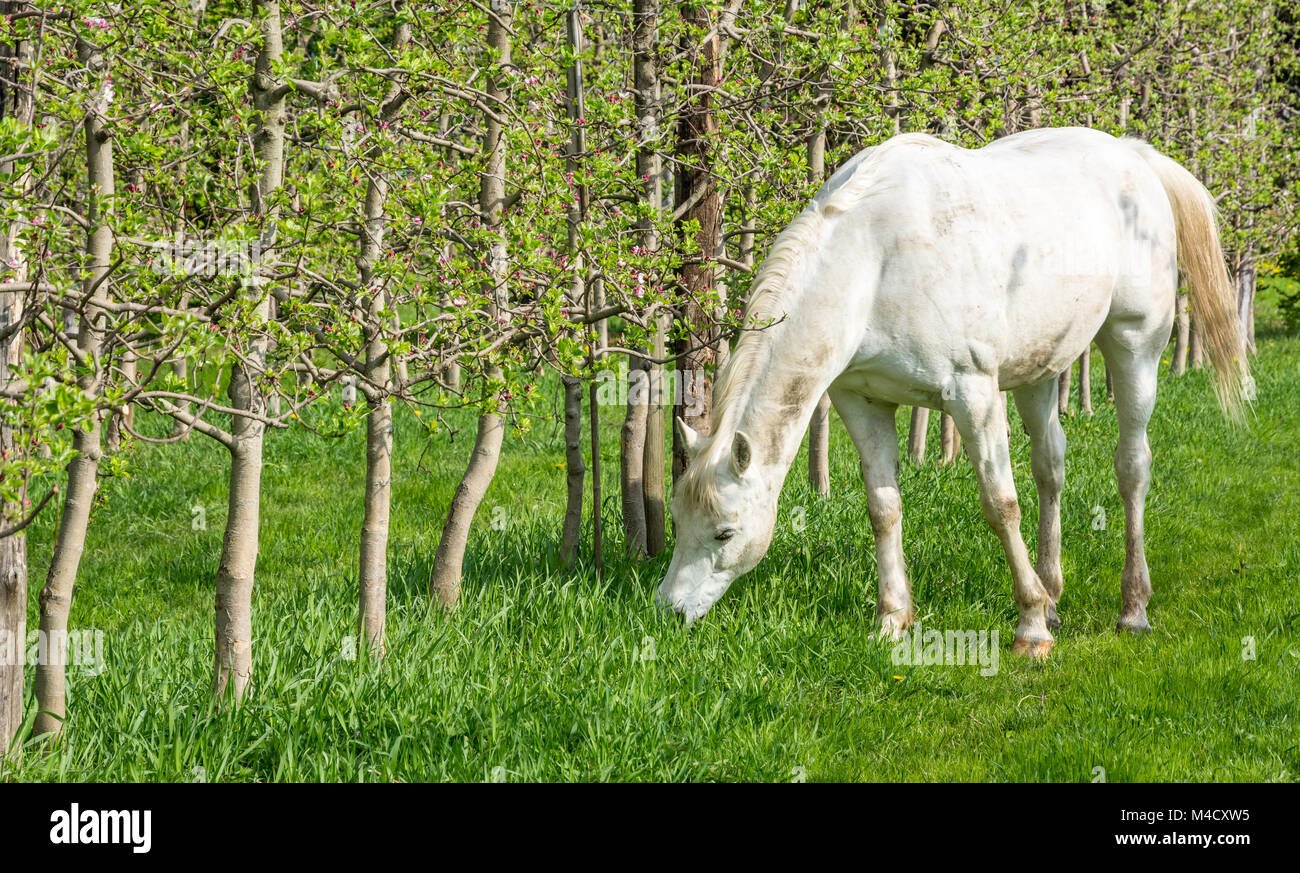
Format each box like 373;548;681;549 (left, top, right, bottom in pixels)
1013;378;1067;629
949;376;1055;658
829;389;913;639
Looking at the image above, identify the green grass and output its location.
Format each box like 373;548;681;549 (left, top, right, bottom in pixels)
7;331;1300;782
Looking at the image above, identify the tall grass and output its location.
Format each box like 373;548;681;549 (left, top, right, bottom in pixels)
7;333;1299;781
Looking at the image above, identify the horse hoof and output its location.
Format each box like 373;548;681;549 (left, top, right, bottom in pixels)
1046;606;1061;630
1011;637;1054;659
876;609;914;642
1115;616;1151;634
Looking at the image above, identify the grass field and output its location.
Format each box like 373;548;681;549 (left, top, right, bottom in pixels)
7;322;1299;782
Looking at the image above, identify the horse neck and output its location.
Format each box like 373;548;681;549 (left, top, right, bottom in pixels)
720;307;845;486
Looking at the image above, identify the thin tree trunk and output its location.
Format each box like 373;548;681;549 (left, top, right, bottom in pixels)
671;2;722;482
808;394;831;493
560;8;587;567
354;15;410;658
713;222;730;375
907;406;929;464
33;32;114;737
105;349;136;451
806;109;830;496
592;276;608;352
0;519;22;763
358;389;392;656
940;412;961;465
644;319;667;553
442;361;461;393
430;3;513;607
877;3;902;135
630;0;666;555
0;294;25;762
561;376;585;564
33;423;103;738
589;382;604;577
1189;318;1203;369
169;354;191;438
620;363;648;556
1078;347;1093;415
0;10;32;760
0;360;22;760
430;413;504;606
1172;289;1190;375
212;430;264;702
1236;252;1257;355
212;0;283;702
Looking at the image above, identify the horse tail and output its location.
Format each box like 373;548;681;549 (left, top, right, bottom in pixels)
1129;139;1252;420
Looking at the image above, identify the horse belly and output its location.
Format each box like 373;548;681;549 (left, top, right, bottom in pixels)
997;275;1112;389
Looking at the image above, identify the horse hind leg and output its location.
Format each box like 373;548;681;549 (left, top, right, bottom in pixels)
1095;328;1163;633
829;389;913;639
1012;378;1066;629
949;375;1054;657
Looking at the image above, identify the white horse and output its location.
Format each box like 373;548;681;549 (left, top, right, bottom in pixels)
659;127;1248;657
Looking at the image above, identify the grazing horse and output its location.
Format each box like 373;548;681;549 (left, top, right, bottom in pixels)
659;127;1249;657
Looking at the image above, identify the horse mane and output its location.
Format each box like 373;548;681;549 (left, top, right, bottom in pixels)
676;136;934;515
676;209;823;516
711;207;825;432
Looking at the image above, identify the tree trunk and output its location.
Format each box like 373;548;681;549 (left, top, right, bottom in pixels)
560;8;587;568
430;413;504;606
620;364;648;556
805;110;830;496
939;412;961;465
170;354;191;439
0;299;24;761
1172;289;1190;375
589;382;604;577
643;321;667;555
211;429;264;702
211;0;283;702
0;329;22;759
0;11;32;760
355;13;411;656
104;350;136;451
630;0;666;555
808;394;831;493
430;3;512;607
33;32;115;737
561;376;586;564
1078;347;1093;416
355;239;394;658
33;424;104;738
671;2;722;482
907;406;929;464
1236;253;1257;356
1189;319;1204;369
0;521;22;763
358;391;392;656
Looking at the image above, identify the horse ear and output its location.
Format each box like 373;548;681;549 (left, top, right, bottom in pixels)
730;431;752;476
675;417;705;459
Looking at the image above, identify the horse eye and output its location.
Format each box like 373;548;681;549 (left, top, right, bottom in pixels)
714;529;735;542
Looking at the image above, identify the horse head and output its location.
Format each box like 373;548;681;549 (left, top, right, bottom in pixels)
656;418;780;622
